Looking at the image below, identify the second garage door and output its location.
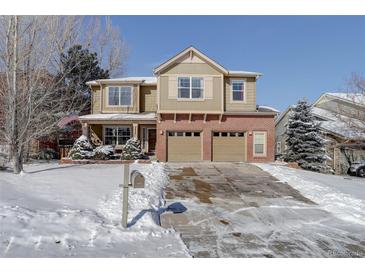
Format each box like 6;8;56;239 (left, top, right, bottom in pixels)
167;131;202;161
212;132;246;162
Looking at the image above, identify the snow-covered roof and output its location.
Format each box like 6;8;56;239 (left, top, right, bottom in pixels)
257;105;279;113
86;77;157;86
311;106;364;139
311;107;337;121
79;112;157;121
326;92;365;105
228;70;263;77
320;120;365;139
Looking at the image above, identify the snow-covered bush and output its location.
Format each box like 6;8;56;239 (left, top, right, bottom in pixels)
93;145;114;160
68;135;95;160
284;99;332;173
121;138;143;160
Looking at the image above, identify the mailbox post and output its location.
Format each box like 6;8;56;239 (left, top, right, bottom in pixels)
121;164;145;228
121;164;130;228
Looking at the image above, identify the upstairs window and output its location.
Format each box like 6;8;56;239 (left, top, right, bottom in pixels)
232;80;245;101
178;77;204;99
108;86;132;106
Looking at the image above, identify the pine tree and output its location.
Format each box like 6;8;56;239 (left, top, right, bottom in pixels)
121;138;143;160
284;99;331;173
68;135;95;160
58;45;110;114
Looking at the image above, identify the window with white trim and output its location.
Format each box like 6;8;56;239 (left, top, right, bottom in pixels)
104;126;131;146
253;131;267;156
108;86;132;106
178;77;204;99
231;80;245;101
276;141;282;154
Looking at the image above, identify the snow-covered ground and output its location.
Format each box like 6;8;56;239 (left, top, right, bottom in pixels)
0;162;189;257
255;163;365;226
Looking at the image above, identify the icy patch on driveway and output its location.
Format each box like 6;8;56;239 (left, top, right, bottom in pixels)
255;163;365;226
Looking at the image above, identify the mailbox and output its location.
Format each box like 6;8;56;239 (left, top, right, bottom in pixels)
130;170;145;188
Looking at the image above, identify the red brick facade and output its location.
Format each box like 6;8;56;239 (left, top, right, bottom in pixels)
156;114;275;162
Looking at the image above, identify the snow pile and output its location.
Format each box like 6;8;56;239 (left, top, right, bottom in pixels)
0;162;189;257
256;163;365;226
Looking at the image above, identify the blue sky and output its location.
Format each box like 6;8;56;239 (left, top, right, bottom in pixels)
111;16;365;111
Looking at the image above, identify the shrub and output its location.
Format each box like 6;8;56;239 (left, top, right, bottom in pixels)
93;145;114;160
68;135;95;160
121;138;143;160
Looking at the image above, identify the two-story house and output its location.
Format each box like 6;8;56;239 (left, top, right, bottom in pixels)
79;46;277;162
275;92;365;174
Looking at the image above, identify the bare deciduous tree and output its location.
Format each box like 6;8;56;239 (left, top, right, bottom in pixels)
0;16;127;173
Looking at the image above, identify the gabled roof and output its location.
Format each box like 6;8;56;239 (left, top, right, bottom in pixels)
313;92;365;109
154;46;229;75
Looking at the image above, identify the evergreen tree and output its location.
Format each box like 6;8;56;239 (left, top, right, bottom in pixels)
68;135;95;160
58;45;109;113
121;138;143;160
284;99;331;173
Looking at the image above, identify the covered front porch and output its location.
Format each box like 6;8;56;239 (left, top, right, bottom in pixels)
79;113;157;154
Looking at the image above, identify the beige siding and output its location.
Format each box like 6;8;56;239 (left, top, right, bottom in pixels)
92;86;101;114
161;62;222;75
140;86;157;112
224;77;256;112
101;84;139;113
159;75;223;112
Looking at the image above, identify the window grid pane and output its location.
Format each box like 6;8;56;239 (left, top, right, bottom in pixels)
108;87;120;105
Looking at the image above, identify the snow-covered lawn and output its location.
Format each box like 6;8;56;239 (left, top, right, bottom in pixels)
0;162;189;257
255;163;365;226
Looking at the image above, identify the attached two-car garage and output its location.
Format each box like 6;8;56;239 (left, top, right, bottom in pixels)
166;131;246;162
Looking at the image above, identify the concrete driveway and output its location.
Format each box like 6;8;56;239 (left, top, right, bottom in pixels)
160;162;365;258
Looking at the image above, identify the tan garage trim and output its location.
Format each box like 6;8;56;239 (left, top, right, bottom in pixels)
212;131;246;162
167;131;202;162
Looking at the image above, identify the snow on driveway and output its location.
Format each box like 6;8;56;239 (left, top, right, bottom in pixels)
255;163;365;226
0;162;189;257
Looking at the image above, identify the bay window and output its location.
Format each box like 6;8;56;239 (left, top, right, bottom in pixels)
178;76;204;99
108;86;132;106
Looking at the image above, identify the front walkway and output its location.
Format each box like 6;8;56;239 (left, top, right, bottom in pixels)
160;162;365;257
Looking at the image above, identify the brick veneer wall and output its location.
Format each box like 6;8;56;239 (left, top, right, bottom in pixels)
156;114;275;162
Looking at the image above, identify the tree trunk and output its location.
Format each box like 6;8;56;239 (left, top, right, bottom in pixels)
9;16;22;174
13;147;23;174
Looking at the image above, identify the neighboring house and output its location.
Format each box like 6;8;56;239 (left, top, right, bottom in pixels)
276;92;365;174
79;46;278;162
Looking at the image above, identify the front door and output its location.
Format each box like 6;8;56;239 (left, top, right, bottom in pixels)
148;129;156;152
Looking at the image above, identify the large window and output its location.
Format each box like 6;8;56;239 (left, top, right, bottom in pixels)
104;126;131;146
178;77;204;99
232;80;245;101
253;131;267;156
108;86;132;106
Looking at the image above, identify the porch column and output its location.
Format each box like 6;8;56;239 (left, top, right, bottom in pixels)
132;123;138;138
82;122;89;139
